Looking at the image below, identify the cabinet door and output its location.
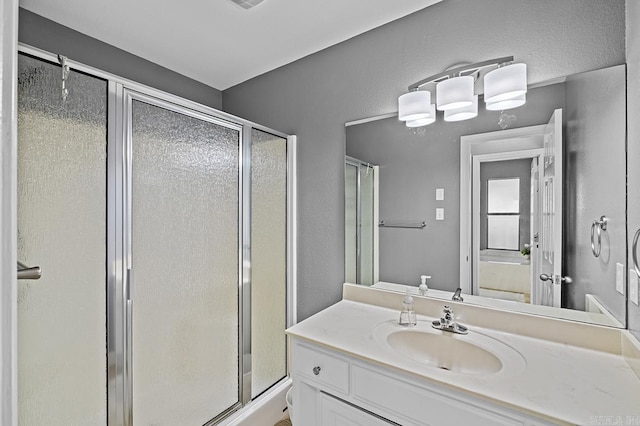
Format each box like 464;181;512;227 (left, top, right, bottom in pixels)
320;393;395;426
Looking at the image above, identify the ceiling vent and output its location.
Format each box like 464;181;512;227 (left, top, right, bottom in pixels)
230;0;266;9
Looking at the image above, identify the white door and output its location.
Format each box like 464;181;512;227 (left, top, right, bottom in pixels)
538;109;563;307
529;157;540;303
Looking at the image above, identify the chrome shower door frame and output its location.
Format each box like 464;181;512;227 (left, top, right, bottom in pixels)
345;158;364;283
1;1;18;424
121;88;246;425
16;42;297;426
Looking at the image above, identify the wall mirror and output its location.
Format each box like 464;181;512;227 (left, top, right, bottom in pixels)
345;64;627;328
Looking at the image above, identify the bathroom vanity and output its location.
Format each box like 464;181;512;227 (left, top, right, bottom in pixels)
291;339;547;425
286;284;640;425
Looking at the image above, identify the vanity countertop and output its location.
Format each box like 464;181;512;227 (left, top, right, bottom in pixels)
286;296;640;425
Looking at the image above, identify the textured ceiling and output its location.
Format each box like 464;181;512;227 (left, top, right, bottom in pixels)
20;0;442;90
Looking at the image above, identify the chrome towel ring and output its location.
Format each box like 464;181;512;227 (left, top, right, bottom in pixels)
591;215;608;258
633;228;640;277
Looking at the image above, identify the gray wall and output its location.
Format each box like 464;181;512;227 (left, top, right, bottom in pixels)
627;0;640;340
563;66;627;317
18;9;223;110
480;159;531;251
223;0;626;321
345;83;562;290
347;116;460;288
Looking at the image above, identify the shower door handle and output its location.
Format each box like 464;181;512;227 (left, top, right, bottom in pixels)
17;261;41;280
124;267;133;423
125;267;133;351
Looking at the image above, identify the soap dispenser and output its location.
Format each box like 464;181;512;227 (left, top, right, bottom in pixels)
419;275;430;296
399;289;417;326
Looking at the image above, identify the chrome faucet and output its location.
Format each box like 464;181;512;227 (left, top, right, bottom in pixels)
452;287;464;302
432;305;468;334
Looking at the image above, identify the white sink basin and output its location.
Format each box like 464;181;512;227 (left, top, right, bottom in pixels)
374;320;525;375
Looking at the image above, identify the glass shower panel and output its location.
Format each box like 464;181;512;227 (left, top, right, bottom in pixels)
345;160;376;285
250;129;287;397
131;100;240;424
359;166;374;285
345;164;358;283
17;54;107;424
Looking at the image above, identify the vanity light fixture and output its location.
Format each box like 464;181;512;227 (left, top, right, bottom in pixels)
486;93;526;111
436;75;474;111
398;56;527;128
230;0;266;9
484;63;527;103
444;95;478;122
406;104;437;127
398;90;432;121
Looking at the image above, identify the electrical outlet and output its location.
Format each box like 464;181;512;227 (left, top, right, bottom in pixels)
630;269;639;306
436;208;444;221
616;263;624;295
436;188;444;201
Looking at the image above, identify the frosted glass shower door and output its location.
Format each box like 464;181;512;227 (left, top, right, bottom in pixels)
129;98;241;425
250;129;287;397
17;54;108;424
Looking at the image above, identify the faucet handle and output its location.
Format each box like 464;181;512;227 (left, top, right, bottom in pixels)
442;305;454;324
432;304;468;334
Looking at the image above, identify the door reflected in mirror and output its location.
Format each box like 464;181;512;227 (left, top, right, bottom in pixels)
345;65;626;328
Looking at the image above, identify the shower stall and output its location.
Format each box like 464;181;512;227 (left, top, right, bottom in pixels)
345;157;378;286
17;46;294;426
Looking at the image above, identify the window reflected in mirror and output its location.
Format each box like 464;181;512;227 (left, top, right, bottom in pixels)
487;178;520;250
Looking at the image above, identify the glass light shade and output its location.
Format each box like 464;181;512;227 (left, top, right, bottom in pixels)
444;96;478;122
484;63;527;103
398;91;431;121
406;104;436;127
436;76;474;111
485;93;526;111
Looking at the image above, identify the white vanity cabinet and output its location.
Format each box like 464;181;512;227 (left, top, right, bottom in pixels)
291;338;554;426
319;393;395;425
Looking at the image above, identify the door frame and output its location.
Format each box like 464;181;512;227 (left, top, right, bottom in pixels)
0;0;18;424
459;125;546;295
470;149;544;297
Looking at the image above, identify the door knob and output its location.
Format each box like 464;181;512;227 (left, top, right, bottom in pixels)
540;274;572;284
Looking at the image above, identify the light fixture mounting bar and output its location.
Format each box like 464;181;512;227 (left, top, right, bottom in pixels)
408;56;514;91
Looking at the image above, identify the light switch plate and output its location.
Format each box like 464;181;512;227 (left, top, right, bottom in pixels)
436;188;444;201
616;263;624;294
630;269;639;306
436;208;444;221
